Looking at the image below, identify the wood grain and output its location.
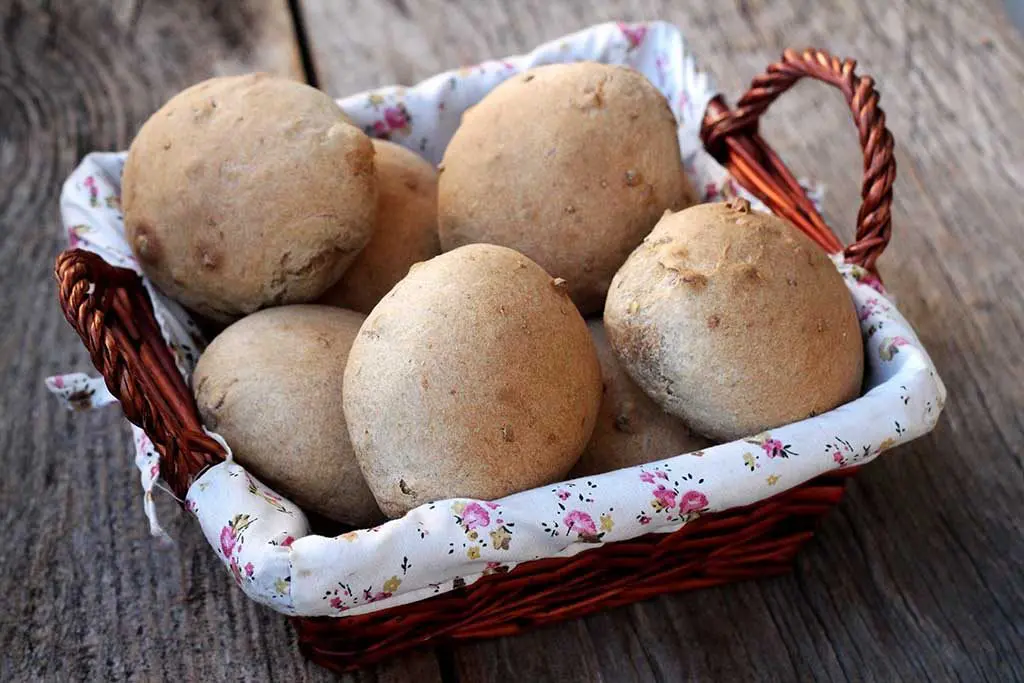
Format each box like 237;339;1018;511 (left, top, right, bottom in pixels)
0;1;439;681
297;0;1024;681
4;0;1024;680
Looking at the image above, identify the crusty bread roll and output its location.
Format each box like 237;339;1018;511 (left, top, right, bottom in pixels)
571;321;712;477
343;244;602;517
193;305;383;527
319;139;440;314
123;74;377;321
604;199;863;441
438;62;695;315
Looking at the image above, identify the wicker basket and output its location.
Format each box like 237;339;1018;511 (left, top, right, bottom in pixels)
55;47;895;673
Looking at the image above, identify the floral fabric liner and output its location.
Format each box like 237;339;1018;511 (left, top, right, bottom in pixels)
48;21;945;618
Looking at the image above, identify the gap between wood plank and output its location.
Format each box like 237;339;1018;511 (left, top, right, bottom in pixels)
282;2;460;680
287;0;320;87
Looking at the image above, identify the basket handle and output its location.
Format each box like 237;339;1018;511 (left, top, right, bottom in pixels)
700;48;896;271
55;249;225;498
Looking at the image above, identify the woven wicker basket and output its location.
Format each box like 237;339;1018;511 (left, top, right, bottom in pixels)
55;47;894;673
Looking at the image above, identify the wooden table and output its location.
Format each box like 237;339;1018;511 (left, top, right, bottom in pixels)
3;1;1023;680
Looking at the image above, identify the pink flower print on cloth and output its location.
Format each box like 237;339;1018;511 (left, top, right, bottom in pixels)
858;296;891;322
452;500;516;557
747;433;798;459
368;103;413;139
879;336;912;361
84;175;99;207
67;224;91;249
825;435;876;468
639;470;669;485
564;510;602;542
678;490;709;514
846;264;887;295
639;466;709;523
325;574;404;614
462;502;490;530
220;513;255;559
652;484;677;511
618;22;648;49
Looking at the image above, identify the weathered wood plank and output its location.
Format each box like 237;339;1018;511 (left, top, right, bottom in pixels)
0;1;442;681
296;0;1024;681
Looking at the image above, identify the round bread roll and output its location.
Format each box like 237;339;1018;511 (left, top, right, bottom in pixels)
571;321;712;477
604;199;863;441
438;62;695;316
319;139;440;313
193;305;382;526
343;244;602;517
123;74;377;322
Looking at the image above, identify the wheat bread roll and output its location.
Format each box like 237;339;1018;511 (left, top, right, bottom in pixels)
343;244;602;517
123;73;377;321
604;199;863;441
319;139;440;313
571;321;713;477
193;305;382;526
438;62;695;315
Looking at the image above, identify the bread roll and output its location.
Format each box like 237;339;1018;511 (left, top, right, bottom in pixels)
123;74;377;321
438;62;695;315
572;321;712;477
343;244;602;517
319;139;440;313
604;199;863;440
193;305;382;526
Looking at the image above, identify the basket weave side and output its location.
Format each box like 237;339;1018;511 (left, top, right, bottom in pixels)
54;48;894;673
293;469;855;673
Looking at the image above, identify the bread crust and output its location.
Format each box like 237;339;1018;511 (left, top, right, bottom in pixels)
438;62;695;316
604;200;863;440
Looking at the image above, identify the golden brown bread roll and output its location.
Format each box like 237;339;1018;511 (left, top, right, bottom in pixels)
604;199;863;441
194;305;383;527
123;74;377;321
343;244;602;517
319;139;440;314
438;62;695;316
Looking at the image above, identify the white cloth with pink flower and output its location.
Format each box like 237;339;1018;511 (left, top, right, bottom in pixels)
48;21;945;617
